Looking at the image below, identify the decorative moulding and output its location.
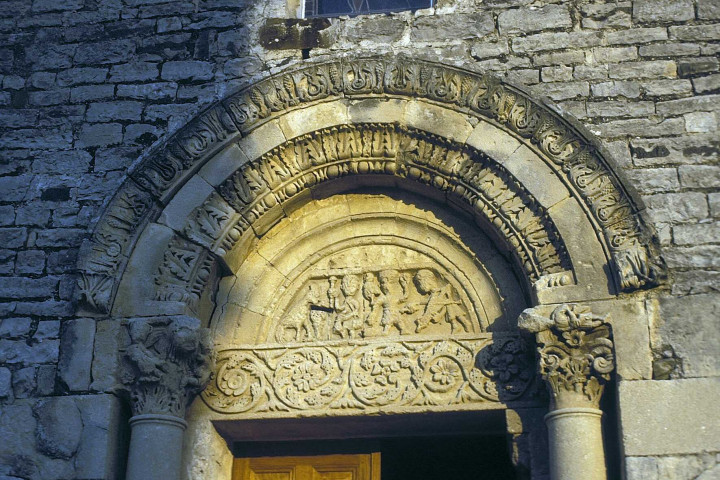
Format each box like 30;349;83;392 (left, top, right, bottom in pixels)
75;56;664;317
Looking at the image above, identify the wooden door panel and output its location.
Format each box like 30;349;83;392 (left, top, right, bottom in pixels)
233;458;295;480
312;471;356;480
233;453;379;480
252;473;295;480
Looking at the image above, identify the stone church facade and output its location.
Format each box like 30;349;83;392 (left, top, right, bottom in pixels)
0;0;719;479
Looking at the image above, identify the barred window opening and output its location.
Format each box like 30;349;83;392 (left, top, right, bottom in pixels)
304;0;433;18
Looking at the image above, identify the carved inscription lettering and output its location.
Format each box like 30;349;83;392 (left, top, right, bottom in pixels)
212;124;570;286
85;57;663;315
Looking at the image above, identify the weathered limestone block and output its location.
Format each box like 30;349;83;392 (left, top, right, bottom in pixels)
183;401;234;480
412;13;495;41
0;395;122;479
74;395;125;479
0;367;11;398
0;317;30;338
0;338;60;366
58;318;95;391
505;5;573;33
91;319;121;392
13;366;36;398
344;16;406;44
625;456;658;480
619;378;720;456
505;408;550;478
36;365;56;396
657;294;720;377
0;403;41;479
633;0;694;23
32;397;83;460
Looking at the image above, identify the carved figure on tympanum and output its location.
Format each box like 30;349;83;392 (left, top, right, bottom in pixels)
273;265;477;343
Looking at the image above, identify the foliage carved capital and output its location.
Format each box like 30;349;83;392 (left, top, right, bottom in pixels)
120;316;214;417
518;304;614;410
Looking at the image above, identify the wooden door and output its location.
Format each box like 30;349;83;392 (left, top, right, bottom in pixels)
233;453;380;480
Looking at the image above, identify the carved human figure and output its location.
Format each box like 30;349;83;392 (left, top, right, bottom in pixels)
171;322;213;392
307;284;329;340
327;276;342;311
333;275;362;339
362;272;383;337
378;270;408;335
412;269;471;334
125;321;168;382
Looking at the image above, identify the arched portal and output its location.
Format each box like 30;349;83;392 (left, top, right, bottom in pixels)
75;56;664;480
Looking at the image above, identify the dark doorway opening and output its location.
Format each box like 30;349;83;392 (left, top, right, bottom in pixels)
233;434;516;480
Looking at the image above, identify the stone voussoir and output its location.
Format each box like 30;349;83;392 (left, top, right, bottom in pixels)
77;56;665;315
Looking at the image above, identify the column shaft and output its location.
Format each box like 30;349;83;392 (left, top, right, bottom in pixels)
126;414;187;480
545;407;606;480
119;316;213;480
518;304;615;480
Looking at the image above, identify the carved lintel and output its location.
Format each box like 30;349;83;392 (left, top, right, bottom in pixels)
201;334;539;416
518;304;614;410
119;316;214;418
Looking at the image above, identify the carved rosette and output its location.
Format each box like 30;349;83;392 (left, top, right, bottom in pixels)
201;334;537;416
518;304;614;410
120;316;214;418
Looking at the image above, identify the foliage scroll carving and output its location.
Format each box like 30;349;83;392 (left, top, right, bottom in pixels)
77;56;663;316
201;334;538;416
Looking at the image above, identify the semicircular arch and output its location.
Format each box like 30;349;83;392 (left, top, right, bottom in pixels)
75;55;664;317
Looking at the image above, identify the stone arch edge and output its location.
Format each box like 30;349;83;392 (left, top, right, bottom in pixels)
74;55;665;317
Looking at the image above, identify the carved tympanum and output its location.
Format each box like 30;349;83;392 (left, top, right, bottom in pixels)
518;304;614;409
275;266;475;342
120;316;214;417
201;334;537;415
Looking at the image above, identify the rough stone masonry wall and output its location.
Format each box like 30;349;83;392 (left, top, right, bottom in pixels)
0;0;718;479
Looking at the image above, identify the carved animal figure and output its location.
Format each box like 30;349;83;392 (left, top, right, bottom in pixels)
275;285;321;342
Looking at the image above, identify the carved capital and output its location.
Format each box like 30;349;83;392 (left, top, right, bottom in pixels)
518;304;614;410
120;316;214;418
